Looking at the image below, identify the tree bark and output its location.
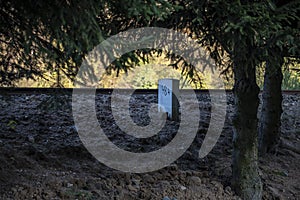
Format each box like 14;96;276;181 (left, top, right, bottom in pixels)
259;56;284;155
232;56;262;199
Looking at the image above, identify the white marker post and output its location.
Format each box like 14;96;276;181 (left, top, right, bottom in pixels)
158;79;180;121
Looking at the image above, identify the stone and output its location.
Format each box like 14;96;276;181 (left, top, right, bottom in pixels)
180;185;187;191
143;174;155;183
28;136;35;143
225;186;232;194
127;185;138;192
268;186;281;198
66;183;73;188
188;176;202;185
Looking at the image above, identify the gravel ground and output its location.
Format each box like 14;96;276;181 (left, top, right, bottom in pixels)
0;91;299;199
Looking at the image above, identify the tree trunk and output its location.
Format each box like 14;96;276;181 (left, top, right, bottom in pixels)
259;57;284;155
232;57;262;199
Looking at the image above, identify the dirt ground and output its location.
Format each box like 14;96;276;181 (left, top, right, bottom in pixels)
0;92;299;199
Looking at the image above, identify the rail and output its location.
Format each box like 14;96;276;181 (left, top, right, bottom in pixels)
0;87;299;95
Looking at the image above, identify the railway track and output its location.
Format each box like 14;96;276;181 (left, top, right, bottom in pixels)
0;87;299;95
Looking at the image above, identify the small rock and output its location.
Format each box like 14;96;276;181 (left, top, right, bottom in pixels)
211;181;224;192
169;170;178;176
131;179;140;187
188;176;202;185
28;136;35;143
66;183;73;188
160;180;171;187
186;170;193;176
127;185;138;192
225;186;232;194
180;185;187;191
268;186;280;198
143;174;155;183
11;187;17;193
168;164;178;171
17;186;24;192
125;173;131;184
115;185;123;192
179;173;186;181
163;197;171;200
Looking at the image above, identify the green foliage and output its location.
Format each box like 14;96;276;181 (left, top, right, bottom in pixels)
1;0;104;86
98;52;200;89
256;59;300;90
168;0;300;80
1;0;299;89
0;0;176;86
282;61;300;90
282;70;300;90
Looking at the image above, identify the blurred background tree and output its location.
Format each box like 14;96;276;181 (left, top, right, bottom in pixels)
0;0;177;86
